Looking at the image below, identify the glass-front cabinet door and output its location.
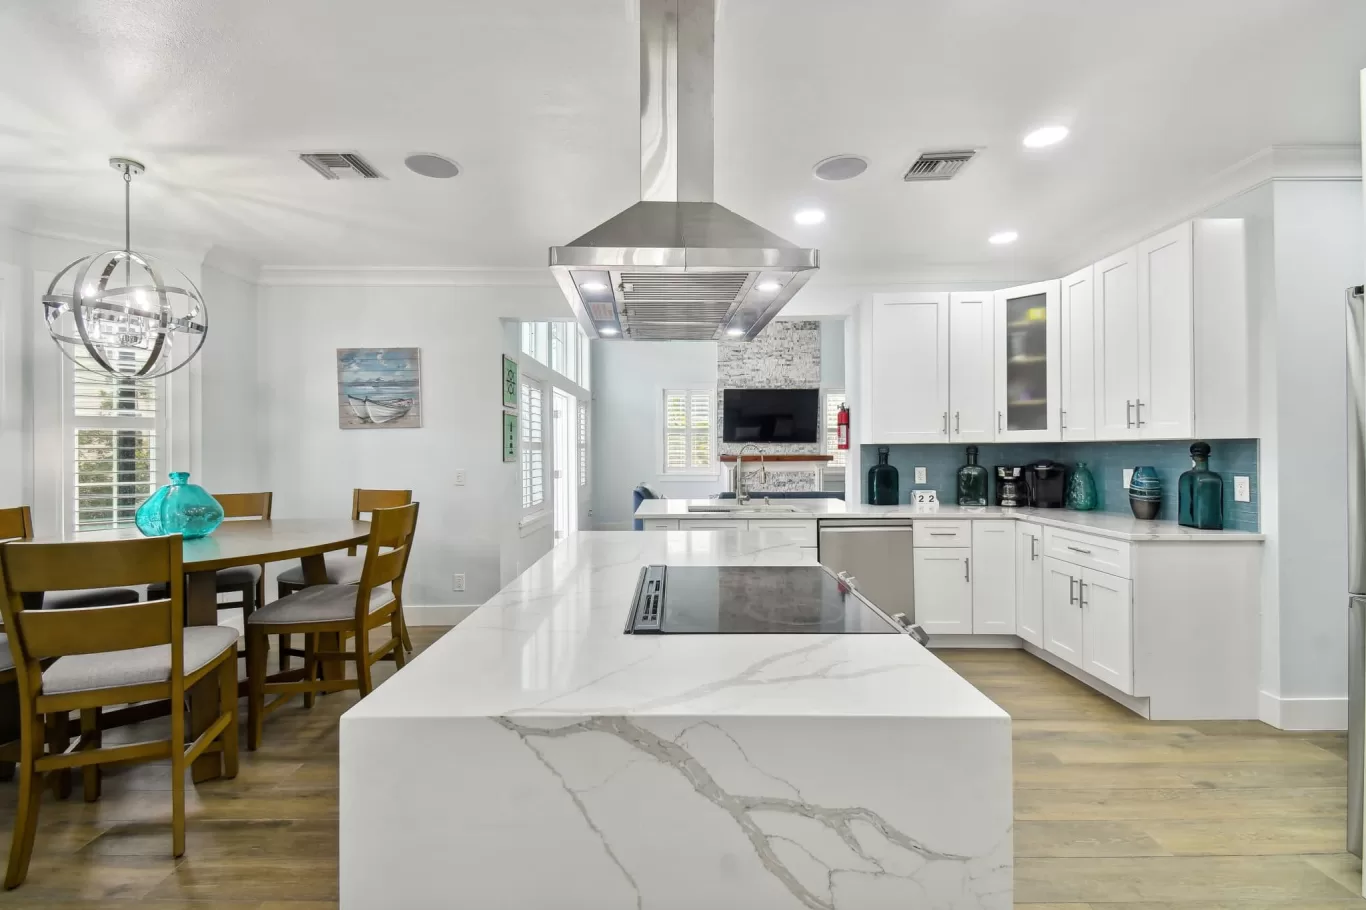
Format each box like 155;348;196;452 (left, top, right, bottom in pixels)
993;279;1061;442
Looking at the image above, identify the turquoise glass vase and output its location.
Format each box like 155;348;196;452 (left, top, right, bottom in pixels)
1128;466;1162;520
1178;442;1225;530
136;472;223;539
1066;462;1098;511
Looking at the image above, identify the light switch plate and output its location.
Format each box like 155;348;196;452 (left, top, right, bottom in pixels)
452;574;466;592
454;470;467;486
1234;476;1251;502
1123;468;1134;490
914;467;927;484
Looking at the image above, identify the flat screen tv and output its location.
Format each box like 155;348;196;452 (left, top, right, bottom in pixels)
722;389;819;444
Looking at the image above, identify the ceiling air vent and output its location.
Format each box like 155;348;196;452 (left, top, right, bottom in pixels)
299;152;384;180
903;149;978;182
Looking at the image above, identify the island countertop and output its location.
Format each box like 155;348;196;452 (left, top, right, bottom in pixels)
343;530;1006;722
634;498;1265;542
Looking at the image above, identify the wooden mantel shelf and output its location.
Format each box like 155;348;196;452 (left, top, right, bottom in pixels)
719;454;834;463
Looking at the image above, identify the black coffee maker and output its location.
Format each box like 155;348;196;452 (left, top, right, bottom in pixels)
1024;460;1067;508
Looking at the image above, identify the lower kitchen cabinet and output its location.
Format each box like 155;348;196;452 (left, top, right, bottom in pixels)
971;522;1015;634
1042;557;1084;665
913;548;972;634
1015;522;1044;647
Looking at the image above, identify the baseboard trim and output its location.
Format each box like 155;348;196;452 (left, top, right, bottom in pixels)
1021;642;1153;719
405;604;479;626
928;634;1022;649
1259;690;1347;731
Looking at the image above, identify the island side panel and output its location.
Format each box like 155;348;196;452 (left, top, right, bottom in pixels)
341;713;1012;910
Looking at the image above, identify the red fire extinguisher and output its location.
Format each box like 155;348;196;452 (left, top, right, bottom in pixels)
837;404;850;450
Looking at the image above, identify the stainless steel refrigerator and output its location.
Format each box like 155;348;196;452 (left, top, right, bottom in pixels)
1346;284;1366;857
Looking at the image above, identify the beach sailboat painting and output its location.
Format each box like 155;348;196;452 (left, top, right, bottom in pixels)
337;348;422;429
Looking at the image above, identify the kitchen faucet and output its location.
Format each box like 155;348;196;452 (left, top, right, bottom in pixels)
735;444;766;504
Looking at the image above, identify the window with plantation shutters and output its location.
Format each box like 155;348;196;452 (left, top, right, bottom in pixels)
577;400;588;487
824;390;847;468
69;349;159;531
662;389;715;474
520;379;545;510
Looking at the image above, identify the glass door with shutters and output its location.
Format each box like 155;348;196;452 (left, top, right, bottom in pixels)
994;279;1061;442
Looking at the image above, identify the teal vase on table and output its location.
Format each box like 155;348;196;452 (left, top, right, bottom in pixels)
136;472;224;539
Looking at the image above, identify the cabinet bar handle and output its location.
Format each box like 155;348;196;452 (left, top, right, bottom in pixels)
1126;400;1134;428
997;411;1004;432
942;412;948;435
1061;409;1067;430
930;531;955;537
1068;577;1077;605
1080;581;1089;608
954;411;960;434
1030;535;1038;560
1135;399;1145;428
1066;545;1093;554
964;557;970;582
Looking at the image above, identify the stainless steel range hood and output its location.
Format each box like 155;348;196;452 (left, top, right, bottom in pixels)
549;0;819;342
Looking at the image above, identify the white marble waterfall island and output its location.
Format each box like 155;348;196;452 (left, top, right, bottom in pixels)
340;531;1012;909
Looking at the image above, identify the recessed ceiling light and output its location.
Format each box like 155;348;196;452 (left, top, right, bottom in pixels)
756;280;781;292
581;281;608;292
599;326;619;336
1022;126;1068;149
812;155;869;181
404;153;461;178
989;231;1019;245
794;208;826;226
726;328;746;337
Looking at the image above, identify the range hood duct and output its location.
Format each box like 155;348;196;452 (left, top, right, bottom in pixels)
549;0;819;342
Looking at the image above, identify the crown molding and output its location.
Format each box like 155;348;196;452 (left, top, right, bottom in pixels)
257;265;557;288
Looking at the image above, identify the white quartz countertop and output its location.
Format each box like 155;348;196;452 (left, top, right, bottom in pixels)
345;531;1006;722
635;498;1265;542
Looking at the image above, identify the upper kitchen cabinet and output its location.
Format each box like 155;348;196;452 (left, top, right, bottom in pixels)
1091;219;1250;441
866;293;950;443
949;292;996;443
1060;266;1096;441
993;280;1061;442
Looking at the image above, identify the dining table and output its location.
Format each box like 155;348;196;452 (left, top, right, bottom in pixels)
46;518;371;781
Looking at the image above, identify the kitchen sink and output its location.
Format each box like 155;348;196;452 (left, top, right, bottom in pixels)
687;502;805;514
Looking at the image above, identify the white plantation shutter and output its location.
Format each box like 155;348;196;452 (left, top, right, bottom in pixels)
824;390;847;468
578;400;588;487
521;380;545;510
662;389;714;473
69;349;159;531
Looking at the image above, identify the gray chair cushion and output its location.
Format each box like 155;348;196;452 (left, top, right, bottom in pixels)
43;625;238;695
148;564;262;599
43;587;140;610
0;634;12;673
247;584;394;626
276;555;365;588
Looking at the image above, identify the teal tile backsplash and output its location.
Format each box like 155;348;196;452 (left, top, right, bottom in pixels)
861;439;1259;531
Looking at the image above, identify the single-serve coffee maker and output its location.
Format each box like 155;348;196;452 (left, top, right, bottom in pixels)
1024;460;1067;508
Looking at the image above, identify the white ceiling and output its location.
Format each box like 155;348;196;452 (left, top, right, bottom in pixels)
0;0;1363;277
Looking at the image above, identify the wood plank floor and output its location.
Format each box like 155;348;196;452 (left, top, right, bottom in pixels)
0;637;1362;907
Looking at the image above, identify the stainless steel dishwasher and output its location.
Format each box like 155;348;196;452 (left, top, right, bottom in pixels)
817;519;915;623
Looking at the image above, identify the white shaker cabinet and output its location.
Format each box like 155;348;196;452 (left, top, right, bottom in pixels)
993;280;1061;442
1060;266;1096;441
1093;246;1141;439
1079;568;1133;692
1136;221;1194;439
1015;522;1044;647
913;548;973;635
1042;557;1084;665
868;293;950;443
949;292;996;443
971;522;1016;634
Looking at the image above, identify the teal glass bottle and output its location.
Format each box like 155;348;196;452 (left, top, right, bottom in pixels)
1178;442;1224;530
956;446;988;506
868;446;900;505
1066;462;1098;511
137;472;224;539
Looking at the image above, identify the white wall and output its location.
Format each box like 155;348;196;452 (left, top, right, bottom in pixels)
198;258;261;492
820;319;845;387
256;282;568;607
591;340;722;529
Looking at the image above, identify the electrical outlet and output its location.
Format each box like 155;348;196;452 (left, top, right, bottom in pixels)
914;467;927;484
454;470;467;486
452;573;465;592
1234;476;1251;502
1123;468;1134;490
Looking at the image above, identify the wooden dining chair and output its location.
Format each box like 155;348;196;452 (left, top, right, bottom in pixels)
148;492;273;627
275;488;414;669
245;502;419;750
0;506;140;610
0;534;240;889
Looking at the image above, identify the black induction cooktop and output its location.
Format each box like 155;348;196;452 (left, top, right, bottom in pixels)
624;565;899;635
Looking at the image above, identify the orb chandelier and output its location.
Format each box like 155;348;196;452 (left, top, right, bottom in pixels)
42;157;208;379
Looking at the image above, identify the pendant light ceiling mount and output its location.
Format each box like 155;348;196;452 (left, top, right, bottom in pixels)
42;157;208;380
